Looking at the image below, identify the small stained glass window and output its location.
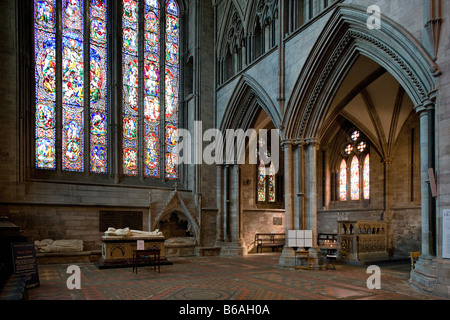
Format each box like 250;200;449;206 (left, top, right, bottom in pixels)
268;163;276;202
351;130;360;141
345;144;353;155
357;141;367;153
258;161;266;202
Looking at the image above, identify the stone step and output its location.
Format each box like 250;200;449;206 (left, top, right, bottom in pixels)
36;250;102;265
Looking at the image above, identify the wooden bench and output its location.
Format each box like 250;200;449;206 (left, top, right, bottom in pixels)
255;233;285;253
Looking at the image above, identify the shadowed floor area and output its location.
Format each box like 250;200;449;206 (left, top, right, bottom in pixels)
28;253;447;301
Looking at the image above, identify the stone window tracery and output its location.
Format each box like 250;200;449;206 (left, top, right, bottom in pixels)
33;0;181;181
338;129;370;201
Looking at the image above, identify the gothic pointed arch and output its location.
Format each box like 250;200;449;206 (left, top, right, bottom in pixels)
283;4;441;141
219;74;281;132
152;190;200;244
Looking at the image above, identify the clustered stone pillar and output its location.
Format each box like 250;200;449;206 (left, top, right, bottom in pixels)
304;139;323;268
215;162;244;256
411;97;438;289
216;164;224;244
279;138;323;268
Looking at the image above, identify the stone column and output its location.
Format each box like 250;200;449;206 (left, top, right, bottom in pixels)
230;164;240;243
418;106;431;257
227;163;244;255
279;140;295;267
215;164;224;244
305;138;323;268
294;139;305;230
410;99;438;291
224;164;230;242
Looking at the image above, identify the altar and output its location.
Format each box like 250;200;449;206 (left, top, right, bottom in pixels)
96;227;173;269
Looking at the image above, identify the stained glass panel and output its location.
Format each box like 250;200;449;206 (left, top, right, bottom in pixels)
90;0;108;173
144;0;160;177
123;0;139;176
35;0;56;170
258;161;266;202
345;144;353;155
351;131;360;141
363;154;370;200
339;159;347;201
357;141;367;153
165;0;179;180
350;156;360;200
268;163;276;202
62;0;84;172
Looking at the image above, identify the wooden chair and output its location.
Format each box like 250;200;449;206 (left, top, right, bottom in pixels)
410;251;420;271
133;247;161;274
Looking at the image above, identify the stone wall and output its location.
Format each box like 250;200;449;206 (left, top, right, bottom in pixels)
242;209;285;253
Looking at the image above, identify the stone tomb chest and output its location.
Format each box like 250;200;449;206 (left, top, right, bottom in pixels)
98;228;170;268
337;220;389;262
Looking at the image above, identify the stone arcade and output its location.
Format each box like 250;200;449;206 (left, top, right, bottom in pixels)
1;0;450;299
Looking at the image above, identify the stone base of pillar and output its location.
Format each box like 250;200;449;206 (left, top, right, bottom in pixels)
307;247;324;269
216;240;245;256
278;246;296;268
278;246;324;269
409;256;438;294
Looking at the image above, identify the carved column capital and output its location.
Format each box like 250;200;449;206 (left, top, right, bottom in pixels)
415;95;436;115
281;139;295;150
305;137;320;148
294;138;306;147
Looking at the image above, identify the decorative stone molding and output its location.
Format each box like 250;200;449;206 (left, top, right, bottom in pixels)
220;75;281;132
152;191;200;244
283;5;440;141
255;0;278;27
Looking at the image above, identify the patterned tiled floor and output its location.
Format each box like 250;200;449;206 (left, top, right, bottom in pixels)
28;253;447;301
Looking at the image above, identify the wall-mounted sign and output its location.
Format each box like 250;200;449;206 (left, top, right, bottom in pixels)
11;242;40;288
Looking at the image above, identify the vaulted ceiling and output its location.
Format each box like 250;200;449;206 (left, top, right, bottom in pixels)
320;55;416;159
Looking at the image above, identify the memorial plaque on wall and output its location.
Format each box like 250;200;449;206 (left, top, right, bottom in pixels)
11;242;40;288
443;209;450;259
99;211;143;232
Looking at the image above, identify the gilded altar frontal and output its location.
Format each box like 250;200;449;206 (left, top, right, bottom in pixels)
1;0;450;311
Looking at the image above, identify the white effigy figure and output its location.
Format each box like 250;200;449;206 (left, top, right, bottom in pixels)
103;227;164;238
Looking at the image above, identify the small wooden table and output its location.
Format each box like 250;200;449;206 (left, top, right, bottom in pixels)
294;250;311;270
132;248;160;274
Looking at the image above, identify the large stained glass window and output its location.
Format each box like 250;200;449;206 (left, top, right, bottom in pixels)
122;0;180;179
35;0;57;170
338;129;370;202
34;0;180;181
35;0;108;174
